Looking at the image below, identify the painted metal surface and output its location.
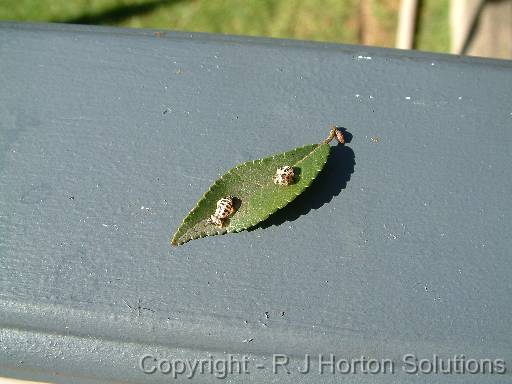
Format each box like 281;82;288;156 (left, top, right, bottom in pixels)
1;22;511;383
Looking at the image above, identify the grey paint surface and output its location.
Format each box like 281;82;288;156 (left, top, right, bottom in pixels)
0;21;511;383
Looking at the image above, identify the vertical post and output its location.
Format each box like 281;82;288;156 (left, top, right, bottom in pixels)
451;0;512;59
450;0;483;54
396;0;419;50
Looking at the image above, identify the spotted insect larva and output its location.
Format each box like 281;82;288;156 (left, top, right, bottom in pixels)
273;166;295;186
207;196;237;227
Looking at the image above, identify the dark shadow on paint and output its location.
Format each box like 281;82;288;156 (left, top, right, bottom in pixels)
251;128;355;230
56;0;184;25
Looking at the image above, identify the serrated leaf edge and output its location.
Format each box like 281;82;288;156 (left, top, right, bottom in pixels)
171;143;326;245
226;143;329;234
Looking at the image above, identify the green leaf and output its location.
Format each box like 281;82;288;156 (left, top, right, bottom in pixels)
171;130;340;246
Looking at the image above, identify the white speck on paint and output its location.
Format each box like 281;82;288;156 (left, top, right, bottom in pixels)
355;94;360;98
458;96;462;100
357;55;372;60
431;62;435;66
405;96;411;100
369;95;374;99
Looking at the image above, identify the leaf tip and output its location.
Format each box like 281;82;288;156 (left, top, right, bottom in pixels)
171;229;184;246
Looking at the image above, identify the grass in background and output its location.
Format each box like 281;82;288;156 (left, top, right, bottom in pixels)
0;0;450;53
126;0;360;44
416;0;450;52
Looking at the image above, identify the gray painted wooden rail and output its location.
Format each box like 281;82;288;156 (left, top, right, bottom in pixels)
1;21;511;383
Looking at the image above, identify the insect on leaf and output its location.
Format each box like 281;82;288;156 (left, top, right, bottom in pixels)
171;127;344;246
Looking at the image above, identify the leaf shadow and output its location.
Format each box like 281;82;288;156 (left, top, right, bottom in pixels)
55;0;185;25
251;128;355;230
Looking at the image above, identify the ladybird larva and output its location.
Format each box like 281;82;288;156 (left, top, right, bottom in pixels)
207;196;237;227
273;166;295;186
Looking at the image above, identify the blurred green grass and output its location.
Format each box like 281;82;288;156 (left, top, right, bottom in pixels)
0;0;450;52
